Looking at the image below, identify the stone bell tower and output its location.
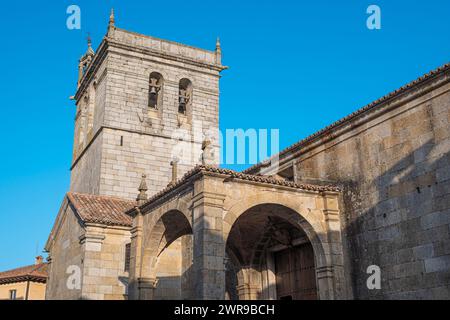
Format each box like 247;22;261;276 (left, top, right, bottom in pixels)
70;10;226;199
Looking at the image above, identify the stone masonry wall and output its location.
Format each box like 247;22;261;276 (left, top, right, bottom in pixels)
70;132;103;195
70;28;221;199
70;59;108;194
153;238;183;300
80;225;131;300
291;79;450;299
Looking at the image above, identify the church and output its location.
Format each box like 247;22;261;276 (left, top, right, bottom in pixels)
44;10;450;300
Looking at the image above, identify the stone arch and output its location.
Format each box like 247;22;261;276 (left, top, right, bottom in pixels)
223;192;328;267
140;199;192;280
178;78;193;114
175;74;196;87
148;71;164;109
223;191;340;300
144;198;191;234
137;205;194;300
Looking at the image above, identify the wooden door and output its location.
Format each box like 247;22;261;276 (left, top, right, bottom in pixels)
274;243;317;300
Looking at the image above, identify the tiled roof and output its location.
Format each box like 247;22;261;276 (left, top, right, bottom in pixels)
0;263;48;284
196;166;340;191
128;165;340;215
67;192;134;227
244;62;450;174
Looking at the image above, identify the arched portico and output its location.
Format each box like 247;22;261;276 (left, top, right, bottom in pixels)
127;166;346;300
225;203;328;300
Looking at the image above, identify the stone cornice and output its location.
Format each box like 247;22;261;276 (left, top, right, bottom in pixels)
0;275;47;285
111;27;227;71
115;27;215;56
107;44;226;77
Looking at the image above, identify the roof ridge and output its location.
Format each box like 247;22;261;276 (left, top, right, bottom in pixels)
0;264;34;274
0;263;48;278
68;192;134;203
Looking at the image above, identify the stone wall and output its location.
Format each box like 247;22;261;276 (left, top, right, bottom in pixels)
46;200;131;300
70;132;103;195
80;225;131;300
153;238;183;300
285;74;450;298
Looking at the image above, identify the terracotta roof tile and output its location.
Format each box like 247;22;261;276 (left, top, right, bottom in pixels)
128;165;340;215
67;192;134;227
0;263;48;284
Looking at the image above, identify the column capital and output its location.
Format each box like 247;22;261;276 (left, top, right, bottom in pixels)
138;277;158;289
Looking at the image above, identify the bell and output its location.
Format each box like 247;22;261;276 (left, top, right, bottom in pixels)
150;86;157;95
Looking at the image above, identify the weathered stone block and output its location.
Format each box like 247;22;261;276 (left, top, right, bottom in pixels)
424;255;450;273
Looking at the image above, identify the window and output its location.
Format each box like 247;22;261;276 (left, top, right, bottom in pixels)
124;243;131;272
178;78;192;114
148;72;163;109
9;289;17;300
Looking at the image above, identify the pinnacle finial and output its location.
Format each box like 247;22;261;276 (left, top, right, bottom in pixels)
215;37;222;65
109;8;115;26
216;37;221;50
87;33;92;48
137;174;148;204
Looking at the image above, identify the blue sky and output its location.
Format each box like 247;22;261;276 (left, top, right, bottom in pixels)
0;0;448;270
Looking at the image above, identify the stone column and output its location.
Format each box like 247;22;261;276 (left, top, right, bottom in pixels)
181;234;194;300
191;181;226;300
316;191;345;300
79;230;106;300
315;266;336;300
237;283;260;300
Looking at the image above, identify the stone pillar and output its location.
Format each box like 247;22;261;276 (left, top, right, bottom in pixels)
181;235;194;300
316;191;345;300
138;277;158;300
191;183;226;300
315;266;336;300
45;254;53;299
237;284;260;300
128;209;144;300
236;268;262;300
79;230;106;300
